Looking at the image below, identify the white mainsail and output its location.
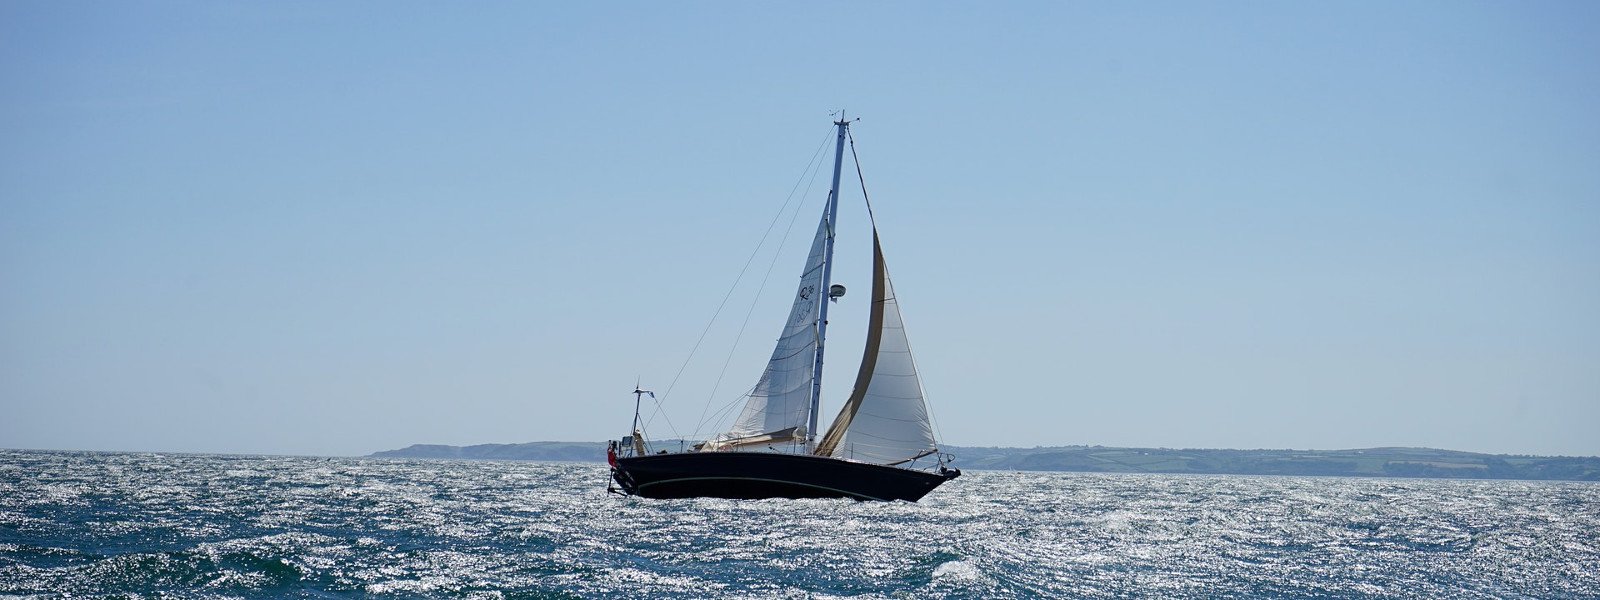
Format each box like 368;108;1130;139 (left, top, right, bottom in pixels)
816;232;938;465
705;210;830;449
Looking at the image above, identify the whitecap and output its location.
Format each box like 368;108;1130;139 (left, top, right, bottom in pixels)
931;559;984;582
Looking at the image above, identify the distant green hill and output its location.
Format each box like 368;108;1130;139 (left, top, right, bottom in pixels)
369;442;1600;482
944;445;1600;481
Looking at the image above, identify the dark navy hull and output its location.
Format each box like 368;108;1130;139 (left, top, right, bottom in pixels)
612;451;958;502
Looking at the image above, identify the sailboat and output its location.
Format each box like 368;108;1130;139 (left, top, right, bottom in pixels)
608;117;960;502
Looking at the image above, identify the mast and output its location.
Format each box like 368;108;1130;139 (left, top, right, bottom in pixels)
808;116;849;446
630;386;652;456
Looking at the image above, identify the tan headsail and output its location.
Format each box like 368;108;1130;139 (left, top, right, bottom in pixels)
815;230;938;464
815;232;888;457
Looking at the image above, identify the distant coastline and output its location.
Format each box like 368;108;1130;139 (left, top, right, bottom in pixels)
369;442;1600;482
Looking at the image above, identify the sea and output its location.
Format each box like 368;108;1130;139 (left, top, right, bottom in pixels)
2;450;1596;598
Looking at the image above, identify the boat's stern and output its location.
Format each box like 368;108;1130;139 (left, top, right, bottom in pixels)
606;440;640;496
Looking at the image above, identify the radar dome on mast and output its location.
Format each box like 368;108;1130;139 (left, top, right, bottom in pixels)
829;283;846;302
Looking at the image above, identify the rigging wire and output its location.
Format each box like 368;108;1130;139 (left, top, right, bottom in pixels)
640;394;678;443
642;125;836;439
847;126;952;454
847;127;878;229
692;160;826;438
697;384;758;439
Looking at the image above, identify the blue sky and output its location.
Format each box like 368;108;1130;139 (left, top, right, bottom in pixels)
2;2;1596;457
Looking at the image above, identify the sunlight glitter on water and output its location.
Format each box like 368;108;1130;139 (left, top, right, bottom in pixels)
1;450;1597;598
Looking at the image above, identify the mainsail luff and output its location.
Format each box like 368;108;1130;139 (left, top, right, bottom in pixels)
808;118;850;444
713;118;850;450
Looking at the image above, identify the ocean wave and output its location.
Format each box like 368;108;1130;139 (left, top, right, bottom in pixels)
2;450;1596;598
